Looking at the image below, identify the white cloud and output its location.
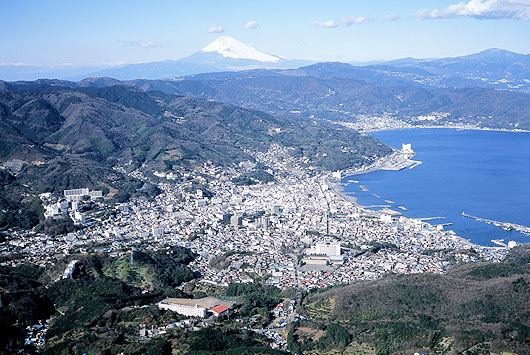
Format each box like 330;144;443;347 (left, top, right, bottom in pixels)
340;16;372;25
311;20;338;29
243;20;257;30
311;16;372;29
415;0;530;20
0;62;32;66
208;25;224;33
138;41;161;48
385;14;400;21
117;40;162;48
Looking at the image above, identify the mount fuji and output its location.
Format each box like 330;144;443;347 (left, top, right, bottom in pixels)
199;35;281;63
65;36;311;80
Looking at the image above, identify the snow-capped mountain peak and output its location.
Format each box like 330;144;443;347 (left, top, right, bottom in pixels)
201;36;280;63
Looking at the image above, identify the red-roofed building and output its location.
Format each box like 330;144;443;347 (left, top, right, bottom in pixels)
210;305;229;317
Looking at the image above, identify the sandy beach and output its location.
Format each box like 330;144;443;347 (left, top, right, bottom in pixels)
328;179;362;208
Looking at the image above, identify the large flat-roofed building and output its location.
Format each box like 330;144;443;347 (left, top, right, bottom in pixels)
62;260;78;279
401;143;415;158
302;255;329;265
315;242;341;256
152;226;164;238
158;300;207;318
304;242;343;265
157;297;234;318
89;190;103;199
64;188;103;201
230;215;242;227
64;188;89;201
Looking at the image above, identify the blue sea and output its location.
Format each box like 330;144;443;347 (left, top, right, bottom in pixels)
343;128;530;247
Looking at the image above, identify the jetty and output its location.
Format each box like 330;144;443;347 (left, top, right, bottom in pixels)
462;212;530;236
491;239;507;248
419;217;445;221
381;159;416;171
408;160;422;169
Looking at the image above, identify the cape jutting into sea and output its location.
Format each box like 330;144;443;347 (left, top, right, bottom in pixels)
343;128;530;247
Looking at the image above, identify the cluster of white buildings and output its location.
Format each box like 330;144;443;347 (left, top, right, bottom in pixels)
338;111;483;134
41;188;103;225
1;145;508;292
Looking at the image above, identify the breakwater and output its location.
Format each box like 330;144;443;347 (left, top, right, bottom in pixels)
462;212;530;236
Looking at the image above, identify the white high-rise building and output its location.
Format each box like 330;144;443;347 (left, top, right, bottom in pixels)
401;143;414;157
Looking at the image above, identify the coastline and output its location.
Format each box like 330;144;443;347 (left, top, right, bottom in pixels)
327;146;512;250
329;179;361;207
328;176;486;249
360;125;530;134
326;127;530;249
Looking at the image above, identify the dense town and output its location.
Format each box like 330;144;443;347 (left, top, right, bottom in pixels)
1;143;511;351
2;143;508;285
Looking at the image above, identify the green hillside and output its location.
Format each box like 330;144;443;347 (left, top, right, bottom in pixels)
295;246;530;354
0;247;286;355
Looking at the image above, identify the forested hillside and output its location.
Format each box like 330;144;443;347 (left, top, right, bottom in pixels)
293;246;530;354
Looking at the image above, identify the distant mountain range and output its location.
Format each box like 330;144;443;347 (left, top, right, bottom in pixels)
0;36;312;81
25;64;522;130
66;36;312;80
371;48;530;92
5;61;530;131
125;66;530;130
1;38;528;92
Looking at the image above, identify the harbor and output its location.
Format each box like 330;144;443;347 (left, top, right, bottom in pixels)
337;143;421;178
339;133;530;247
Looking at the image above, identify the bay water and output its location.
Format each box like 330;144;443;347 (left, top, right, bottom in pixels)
343;128;530;246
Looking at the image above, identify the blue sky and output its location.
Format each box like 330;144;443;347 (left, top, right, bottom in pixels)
1;0;529;66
